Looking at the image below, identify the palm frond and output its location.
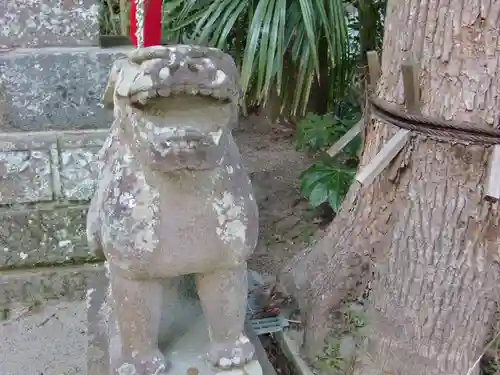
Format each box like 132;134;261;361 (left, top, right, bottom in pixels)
164;0;352;117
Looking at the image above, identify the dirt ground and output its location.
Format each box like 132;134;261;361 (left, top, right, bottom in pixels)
234;113;330;279
235;113;343;375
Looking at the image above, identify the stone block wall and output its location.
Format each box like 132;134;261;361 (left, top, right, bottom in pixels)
0;128;109;306
0;130;106;270
0;0;129;308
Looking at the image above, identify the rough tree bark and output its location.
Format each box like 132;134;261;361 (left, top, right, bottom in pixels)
280;1;500;374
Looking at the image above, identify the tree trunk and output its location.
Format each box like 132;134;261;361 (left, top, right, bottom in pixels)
280;1;500;374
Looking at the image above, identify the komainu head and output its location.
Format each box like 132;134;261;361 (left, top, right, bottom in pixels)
103;45;241;172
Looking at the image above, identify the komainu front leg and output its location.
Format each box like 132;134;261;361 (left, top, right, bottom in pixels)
109;269;168;375
195;265;255;369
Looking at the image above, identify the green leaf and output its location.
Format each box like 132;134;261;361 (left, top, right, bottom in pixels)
295;112;336;152
208;0;241;45
298;157;357;212
256;0;277;100
291;42;311;116
308;183;329;208
166;8;207;32
300;169;330;196
262;0;285;100
296;0;320;79
240;0;270;95
312;0;335;61
274;0;286;94
163;0;184;13
327;189;339;212
213;0;248;49
195;0;228;43
343;134;362;158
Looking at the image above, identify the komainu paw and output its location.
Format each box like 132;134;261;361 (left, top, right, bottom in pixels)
115;349;168;375
208;333;255;369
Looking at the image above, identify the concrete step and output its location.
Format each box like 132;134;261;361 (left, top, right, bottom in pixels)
0;299;86;375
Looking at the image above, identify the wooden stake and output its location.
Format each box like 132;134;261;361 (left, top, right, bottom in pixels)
485;146;500;200
366;51;381;89
327;119;364;158
325;51;381;158
354;59;419;187
355;129;411;186
481;47;500;199
401;58;421;113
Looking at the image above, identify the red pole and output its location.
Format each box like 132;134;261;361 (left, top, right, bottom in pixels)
129;0;162;47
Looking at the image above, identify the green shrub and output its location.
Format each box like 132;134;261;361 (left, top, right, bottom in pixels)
296;104;362;213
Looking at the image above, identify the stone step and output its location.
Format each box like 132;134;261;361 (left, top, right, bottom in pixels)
0;263;101;306
0;0;99;48
0;47;129;132
0;300;87;375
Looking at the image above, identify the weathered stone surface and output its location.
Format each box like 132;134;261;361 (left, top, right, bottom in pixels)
0;150;53;205
0;206;97;268
0;263;101;304
0;124;57;208
0;129;58;151
60;148;101;201
0;301;86;375
58;130;106;201
0;130;108;203
0;47;129;132
58;129;108;149
0;0;99;48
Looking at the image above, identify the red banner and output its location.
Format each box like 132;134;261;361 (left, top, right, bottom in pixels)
129;0;162;47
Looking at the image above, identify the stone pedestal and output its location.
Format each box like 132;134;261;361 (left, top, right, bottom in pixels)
87;270;264;375
162;315;262;375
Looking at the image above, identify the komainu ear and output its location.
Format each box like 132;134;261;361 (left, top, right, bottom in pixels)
102;58;127;110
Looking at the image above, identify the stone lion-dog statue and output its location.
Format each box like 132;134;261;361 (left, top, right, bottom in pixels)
87;45;259;375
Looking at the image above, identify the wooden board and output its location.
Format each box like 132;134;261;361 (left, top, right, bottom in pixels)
355;129;411;186
326;119;363;158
